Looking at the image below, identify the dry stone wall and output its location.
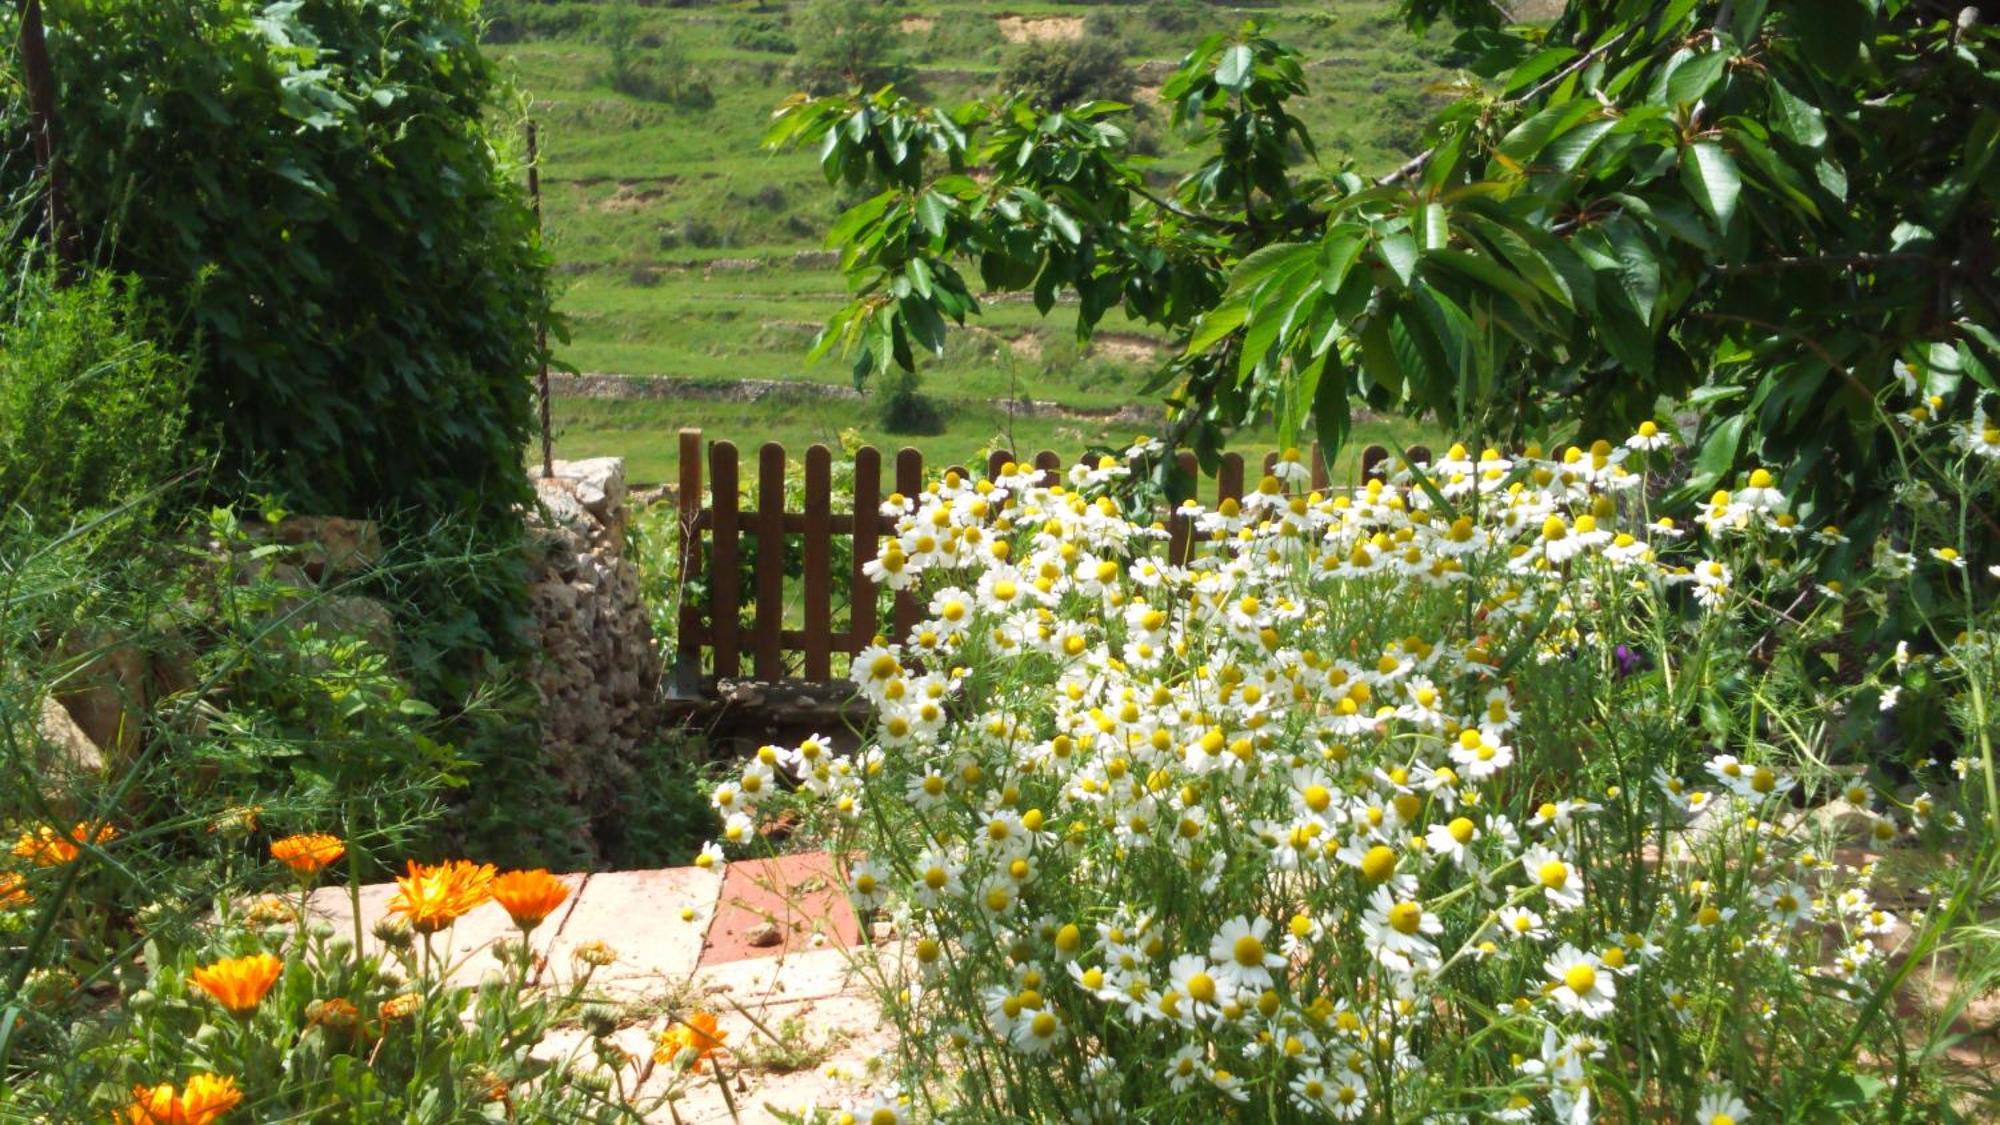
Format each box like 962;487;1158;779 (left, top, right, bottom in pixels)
526;458;661;845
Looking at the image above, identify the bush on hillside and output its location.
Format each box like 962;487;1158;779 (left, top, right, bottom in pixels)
1000;34;1137;111
730;16;797;55
0;271;193;524
787;0;903;94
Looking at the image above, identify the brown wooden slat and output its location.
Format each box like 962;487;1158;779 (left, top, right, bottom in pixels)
754;443;787;679
1168;449;1196;564
1218;452;1245;507
1407;444;1433;469
674;429;704;683
1262;451;1278;478
1361;444;1389;482
1033;449;1060;487
803;445;834;680
850;446;881;652
892;447;924;644
1310;442;1329;491
944;464;968;484
987;449;1012;482
709;441;742;679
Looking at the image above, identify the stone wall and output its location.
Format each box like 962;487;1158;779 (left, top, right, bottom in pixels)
525;458;661;847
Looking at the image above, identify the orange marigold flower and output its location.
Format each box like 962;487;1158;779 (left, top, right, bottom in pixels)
653;1011;727;1072
11;821;117;867
379;992;422;1021
0;872;29;910
306;996;361;1035
189;953;283;1017
489;869;570;930
269;833;345;877
387;859;496;934
126;1073;242;1125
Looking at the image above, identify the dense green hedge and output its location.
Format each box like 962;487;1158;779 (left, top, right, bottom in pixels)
13;0;555;527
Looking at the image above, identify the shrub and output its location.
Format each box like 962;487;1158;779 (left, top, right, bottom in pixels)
0;271;193;524
874;369;945;435
1000;34;1137;111
714;407;2000;1118
731;16;797;55
8;1;556;534
787;0;902;94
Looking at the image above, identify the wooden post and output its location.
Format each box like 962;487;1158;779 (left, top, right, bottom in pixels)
753;443;787;680
1033;450;1060;488
1310;443;1329;492
16;0;77;279
671;429;704;695
526;120;552;479
708;441;742;680
1362;445;1389;482
850;446;882;656
1217;452;1245;507
891;447;923;645
1168;449;1196;564
802;445;833;680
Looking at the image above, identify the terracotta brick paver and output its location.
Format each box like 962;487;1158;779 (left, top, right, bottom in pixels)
308;853;887;1122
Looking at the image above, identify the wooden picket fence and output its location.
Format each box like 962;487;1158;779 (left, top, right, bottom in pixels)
670;428;1430;690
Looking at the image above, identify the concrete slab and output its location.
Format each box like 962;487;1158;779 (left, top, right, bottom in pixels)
692;947;864;1008
549;866;724;985
638;991;895;1124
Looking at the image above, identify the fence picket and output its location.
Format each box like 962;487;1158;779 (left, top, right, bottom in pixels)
1361;444;1389;482
803;445;833;680
1033;450;1061;487
709;441;742;679
851;447;881;652
1168;449;1197;564
892;447;924;644
754;443;787;679
1218;452;1245;507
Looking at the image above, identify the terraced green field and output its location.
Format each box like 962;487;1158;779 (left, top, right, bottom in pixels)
494;1;1460;482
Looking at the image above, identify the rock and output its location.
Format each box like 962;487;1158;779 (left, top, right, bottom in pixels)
295;596;398;655
54;629;152;766
37;695;105;805
246;516;382;582
746;922;783;948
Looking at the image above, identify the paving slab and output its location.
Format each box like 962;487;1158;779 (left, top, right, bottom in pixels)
703;852;861;964
550;866;725;985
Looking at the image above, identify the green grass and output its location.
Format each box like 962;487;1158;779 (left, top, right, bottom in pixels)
551;394;1439;495
496;2;1461;484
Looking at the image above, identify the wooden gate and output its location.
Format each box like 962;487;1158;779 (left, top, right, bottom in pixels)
669;428;1429;691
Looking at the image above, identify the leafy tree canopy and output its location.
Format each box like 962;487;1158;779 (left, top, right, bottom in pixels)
2;0;555;529
769;0;2000;526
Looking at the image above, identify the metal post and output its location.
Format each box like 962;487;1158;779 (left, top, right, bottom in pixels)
528;119;552;478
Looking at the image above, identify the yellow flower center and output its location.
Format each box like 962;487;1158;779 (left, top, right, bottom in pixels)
1565;963;1597;994
1360;845;1397;883
1387;902;1423;935
1233;935;1267;968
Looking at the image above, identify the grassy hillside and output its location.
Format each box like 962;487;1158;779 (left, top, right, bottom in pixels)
489;1;1460;483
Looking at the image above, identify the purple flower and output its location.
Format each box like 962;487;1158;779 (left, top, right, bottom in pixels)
1613;644;1649;679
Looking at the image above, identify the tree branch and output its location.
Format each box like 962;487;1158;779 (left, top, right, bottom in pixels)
1713;252;1942;274
1377;25;1638;188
